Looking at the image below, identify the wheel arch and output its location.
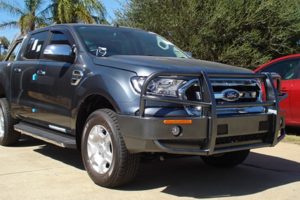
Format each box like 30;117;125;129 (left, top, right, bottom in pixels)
74;92;120;149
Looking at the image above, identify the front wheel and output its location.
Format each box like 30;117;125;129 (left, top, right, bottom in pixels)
201;150;250;168
81;109;140;188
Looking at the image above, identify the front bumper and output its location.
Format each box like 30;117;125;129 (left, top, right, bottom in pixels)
118;113;285;155
118;71;286;155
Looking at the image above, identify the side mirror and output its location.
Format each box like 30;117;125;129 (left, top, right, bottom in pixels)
43;44;75;63
185;51;192;58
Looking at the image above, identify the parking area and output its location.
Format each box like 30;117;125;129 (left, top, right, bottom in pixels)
0;137;299;200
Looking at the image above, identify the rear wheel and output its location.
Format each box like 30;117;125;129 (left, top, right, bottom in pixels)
81;109;140;188
201;150;250;168
0;98;20;146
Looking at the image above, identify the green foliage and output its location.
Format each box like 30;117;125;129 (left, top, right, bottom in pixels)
45;0;107;24
0;0;48;34
0;0;107;37
0;36;9;60
0;36;10;49
0;55;6;61
116;0;300;68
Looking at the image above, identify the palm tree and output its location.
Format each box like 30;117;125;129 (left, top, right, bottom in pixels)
47;0;107;24
0;0;48;34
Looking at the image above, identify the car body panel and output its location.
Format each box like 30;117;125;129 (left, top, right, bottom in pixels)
255;54;300;126
288;79;300;125
92;55;252;76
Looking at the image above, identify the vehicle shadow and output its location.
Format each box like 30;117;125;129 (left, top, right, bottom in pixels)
286;126;300;135
31;139;300;198
11;136;84;169
12;135;45;147
122;152;300;198
32;142;84;170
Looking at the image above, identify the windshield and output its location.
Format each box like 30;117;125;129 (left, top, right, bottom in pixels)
75;26;188;58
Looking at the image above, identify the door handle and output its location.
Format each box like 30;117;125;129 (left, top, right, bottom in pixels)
36;69;46;76
13;67;22;73
71;70;83;86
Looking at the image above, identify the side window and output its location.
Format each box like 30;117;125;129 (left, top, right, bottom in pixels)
7;42;22;61
24;31;49;59
49;31;71;45
261;59;300;80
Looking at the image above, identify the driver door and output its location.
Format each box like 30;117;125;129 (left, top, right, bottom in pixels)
36;29;80;132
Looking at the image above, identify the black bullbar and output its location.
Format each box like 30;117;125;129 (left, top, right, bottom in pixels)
118;71;286;155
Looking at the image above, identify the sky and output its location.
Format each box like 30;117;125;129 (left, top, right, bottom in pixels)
0;0;123;43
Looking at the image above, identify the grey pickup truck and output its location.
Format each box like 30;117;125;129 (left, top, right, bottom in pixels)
0;24;285;187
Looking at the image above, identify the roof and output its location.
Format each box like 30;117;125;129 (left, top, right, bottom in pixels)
29;23;145;34
11;23;149;46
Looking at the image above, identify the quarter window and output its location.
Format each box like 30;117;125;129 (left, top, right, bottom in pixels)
24;31;49;59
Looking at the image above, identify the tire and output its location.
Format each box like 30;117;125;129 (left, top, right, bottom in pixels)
201;150;250;168
81;109;140;188
0;98;20;146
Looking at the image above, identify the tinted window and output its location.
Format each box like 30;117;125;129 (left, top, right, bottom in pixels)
24;31;49;59
50;31;71;45
261;59;300;80
75;26;188;58
7;42;22;61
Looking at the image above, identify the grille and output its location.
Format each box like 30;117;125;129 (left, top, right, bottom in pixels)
211;78;261;104
181;78;263;115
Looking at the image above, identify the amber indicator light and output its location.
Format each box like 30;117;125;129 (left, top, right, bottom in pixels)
163;120;192;125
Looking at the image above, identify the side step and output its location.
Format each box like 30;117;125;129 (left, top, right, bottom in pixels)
14;122;76;149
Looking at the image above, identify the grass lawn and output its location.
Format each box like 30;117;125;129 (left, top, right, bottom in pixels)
283;134;300;145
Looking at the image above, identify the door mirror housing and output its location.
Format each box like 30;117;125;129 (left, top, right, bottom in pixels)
43;44;75;63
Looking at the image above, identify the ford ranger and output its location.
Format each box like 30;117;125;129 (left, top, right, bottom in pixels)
0;24;285;187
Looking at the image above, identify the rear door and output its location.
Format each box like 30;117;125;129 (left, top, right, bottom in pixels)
260;58;300;124
10;30;50;123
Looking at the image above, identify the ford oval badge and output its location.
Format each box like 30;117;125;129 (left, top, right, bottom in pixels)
222;89;241;102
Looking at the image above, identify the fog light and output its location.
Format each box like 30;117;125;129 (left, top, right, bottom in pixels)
171;126;182;137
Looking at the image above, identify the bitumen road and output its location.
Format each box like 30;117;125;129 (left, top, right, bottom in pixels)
0;137;299;200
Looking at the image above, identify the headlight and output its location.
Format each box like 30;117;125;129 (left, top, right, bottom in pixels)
131;76;202;116
131;76;186;97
